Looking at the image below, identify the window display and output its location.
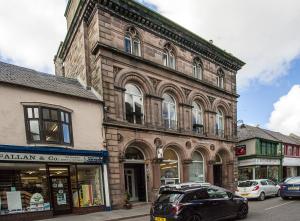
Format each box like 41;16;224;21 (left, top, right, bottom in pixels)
160;149;179;185
0;163;50;215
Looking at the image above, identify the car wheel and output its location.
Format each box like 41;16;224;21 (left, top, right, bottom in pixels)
258;192;265;201
187;215;201;221
236;204;248;219
281;196;289;200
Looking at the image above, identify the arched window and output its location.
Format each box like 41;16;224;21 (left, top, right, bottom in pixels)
160;149;180;185
125;84;144;124
193;58;203;80
189;151;205;182
217;69;224;89
192;101;204;134
162;44;176;69
162;93;177;129
124;27;141;56
216;108;224;137
125;146;144;161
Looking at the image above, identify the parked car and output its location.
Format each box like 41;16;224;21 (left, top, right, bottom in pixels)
236;179;280;201
280;176;300;200
151;185;248;221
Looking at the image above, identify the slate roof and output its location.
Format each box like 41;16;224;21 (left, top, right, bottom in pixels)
238;124;300;145
0;61;99;101
238;124;279;142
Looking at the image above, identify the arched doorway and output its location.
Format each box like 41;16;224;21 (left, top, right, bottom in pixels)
213;153;223;187
189;151;205;182
160;149;180;185
124;146;147;202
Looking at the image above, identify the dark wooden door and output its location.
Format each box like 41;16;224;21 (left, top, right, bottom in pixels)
213;165;222;187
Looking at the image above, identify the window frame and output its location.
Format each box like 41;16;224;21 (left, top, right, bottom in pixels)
124;27;141;57
162;44;176;69
192;101;204;134
124;83;144;124
162;93;177;129
24;106;73;146
216;108;224;137
192;59;203;80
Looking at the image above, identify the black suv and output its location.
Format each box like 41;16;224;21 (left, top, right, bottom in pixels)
150;185;248;221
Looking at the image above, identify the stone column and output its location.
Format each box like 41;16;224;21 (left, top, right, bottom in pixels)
152;159;162;195
207;160;215;184
182;159;192;182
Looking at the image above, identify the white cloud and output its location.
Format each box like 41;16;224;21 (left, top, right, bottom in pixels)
0;0;67;74
143;0;300;89
267;85;300;135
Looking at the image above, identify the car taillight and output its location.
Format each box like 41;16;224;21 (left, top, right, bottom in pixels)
280;185;287;190
252;185;260;191
170;204;184;215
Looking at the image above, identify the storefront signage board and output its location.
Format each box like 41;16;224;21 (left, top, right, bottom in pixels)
283;157;300;166
0;152;102;164
239;158;280;167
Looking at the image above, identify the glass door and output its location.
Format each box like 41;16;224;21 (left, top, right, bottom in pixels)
50;176;71;214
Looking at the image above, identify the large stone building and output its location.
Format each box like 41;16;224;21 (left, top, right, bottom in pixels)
55;0;245;208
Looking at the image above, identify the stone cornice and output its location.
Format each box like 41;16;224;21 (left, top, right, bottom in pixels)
58;0;245;72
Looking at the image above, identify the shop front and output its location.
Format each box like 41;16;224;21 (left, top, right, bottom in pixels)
283;157;300;178
0;145;109;221
238;158;281;182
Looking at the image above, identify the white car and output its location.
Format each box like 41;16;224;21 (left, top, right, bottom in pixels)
235;179;280;201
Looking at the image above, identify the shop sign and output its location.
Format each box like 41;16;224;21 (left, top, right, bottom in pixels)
0;152;103;164
235;145;246;156
283;157;300;166
239;158;280;167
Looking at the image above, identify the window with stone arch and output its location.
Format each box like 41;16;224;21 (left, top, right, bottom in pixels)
192;101;204;134
193;57;203;80
217;68;225;89
216;108;225;137
189;151;205;182
124;27;141;56
162;93;177;129
160;148;180;185
125;83;144;124
162;43;176;69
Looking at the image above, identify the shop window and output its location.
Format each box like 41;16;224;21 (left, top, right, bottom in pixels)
160;149;179;185
238;167;253;181
0;163;50;215
124;27;141;56
162;93;177;129
76;165;104;207
125;84;144;124
192;102;204;134
24;106;72;145
189;151;205;182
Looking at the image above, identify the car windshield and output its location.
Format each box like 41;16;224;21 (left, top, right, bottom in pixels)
238;181;258;187
157;193;182;203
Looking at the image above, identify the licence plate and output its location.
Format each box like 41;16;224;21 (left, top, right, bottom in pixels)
288;187;299;191
241;194;249;196
155;217;166;221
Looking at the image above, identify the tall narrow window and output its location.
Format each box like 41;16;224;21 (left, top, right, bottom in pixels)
162;93;177;129
162;43;176;69
160;149;180;185
192;101;204;134
216;108;224;137
189;151;205;182
193;58;203;80
217;69;225;89
124;27;141;56
24;106;73;145
125;84;144;124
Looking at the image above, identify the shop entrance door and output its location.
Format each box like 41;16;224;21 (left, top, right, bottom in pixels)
124;168;138;201
213;165;222;187
50;176;72;215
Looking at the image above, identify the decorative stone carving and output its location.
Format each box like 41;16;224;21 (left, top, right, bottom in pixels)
117;133;123;143
210;144;215;151
182;87;192;98
113;66;123;75
207;96;216;105
154;137;163;160
149;77;161;90
185;141;192;149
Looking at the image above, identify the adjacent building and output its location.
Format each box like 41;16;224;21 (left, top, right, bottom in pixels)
55;0;245;208
237;124;282;182
0;62;110;220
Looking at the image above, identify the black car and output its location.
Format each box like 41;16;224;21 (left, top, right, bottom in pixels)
150;185;248;221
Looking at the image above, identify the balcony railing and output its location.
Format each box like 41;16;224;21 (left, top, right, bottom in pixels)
216;129;224;138
193;124;204;135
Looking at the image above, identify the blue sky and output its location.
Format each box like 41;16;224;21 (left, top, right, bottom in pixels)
1;0;300;135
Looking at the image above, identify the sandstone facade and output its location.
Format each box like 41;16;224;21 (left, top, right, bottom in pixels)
56;0;244;208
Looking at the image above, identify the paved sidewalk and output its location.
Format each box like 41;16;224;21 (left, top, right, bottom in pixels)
41;204;151;221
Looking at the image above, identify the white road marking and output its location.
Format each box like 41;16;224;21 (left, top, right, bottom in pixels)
264;201;295;211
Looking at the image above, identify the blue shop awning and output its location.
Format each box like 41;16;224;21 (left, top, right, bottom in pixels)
0;144;109;164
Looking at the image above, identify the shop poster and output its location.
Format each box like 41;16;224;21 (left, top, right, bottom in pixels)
6;191;22;212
